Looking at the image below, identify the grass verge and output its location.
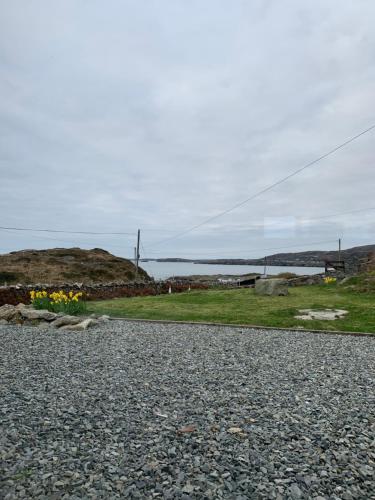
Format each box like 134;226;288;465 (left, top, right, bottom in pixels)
87;285;375;333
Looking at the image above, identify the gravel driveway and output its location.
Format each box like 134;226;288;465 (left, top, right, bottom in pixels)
1;321;374;499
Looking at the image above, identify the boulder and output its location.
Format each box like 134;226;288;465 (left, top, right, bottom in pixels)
20;308;57;322
0;304;18;321
255;279;289;296
60;318;98;331
338;277;351;286
50;315;82;328
0;319;9;325
98;315;110;322
15;303;28;311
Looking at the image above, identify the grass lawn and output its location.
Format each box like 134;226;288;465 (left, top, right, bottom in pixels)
87;285;375;333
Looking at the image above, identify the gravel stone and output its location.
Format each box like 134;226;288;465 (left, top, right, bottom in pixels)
0;321;374;498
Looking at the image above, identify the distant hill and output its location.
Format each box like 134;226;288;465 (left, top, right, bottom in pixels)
0;247;150;285
150;244;375;270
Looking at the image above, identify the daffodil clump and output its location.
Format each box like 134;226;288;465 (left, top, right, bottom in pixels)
30;290;86;315
324;276;337;285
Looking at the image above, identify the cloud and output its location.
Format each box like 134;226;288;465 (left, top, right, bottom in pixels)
0;0;374;259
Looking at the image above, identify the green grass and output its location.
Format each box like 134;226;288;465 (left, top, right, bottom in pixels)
87;284;375;333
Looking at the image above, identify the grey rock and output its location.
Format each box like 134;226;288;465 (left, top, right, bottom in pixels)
21;308;57;321
0;304;18;321
60;318;98;331
15;303;28;311
289;483;303;498
0;318;8;325
50;315;82;328
254;278;289;296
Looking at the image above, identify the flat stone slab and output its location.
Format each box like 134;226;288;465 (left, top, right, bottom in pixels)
295;309;348;321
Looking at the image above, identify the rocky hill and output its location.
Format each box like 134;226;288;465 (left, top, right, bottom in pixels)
0;248;150;285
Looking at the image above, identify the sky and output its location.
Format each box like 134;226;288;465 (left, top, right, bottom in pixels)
0;0;374;260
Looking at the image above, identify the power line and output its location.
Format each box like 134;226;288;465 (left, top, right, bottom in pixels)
0;228;134;252
2;204;374;242
151;124;375;247
145;239;338;258
140;236;156;278
0;228;95;246
0;226;135;235
301;206;375;222
0;225;185;235
143;205;375;254
149;205;375;243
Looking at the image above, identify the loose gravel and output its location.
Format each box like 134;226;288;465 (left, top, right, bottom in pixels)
1;321;374;499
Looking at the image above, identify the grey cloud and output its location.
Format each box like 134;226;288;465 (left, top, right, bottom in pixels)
0;0;374;258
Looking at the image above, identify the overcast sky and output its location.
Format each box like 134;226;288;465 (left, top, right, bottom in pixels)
1;0;374;260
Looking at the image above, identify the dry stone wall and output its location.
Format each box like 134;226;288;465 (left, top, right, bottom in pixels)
0;282;208;307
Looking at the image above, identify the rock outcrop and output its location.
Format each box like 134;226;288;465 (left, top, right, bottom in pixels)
0;303;108;330
0;247;150;285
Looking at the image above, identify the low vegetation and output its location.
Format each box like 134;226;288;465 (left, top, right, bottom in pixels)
31;290;87;315
87;283;375;333
339;271;375;293
0;247;150;285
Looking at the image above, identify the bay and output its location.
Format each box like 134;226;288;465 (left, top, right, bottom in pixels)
141;261;324;280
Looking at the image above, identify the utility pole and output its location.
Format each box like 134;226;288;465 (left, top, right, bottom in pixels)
263;256;267;277
135;229;140;278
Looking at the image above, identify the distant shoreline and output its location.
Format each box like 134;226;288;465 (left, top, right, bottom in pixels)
141;243;375;271
141;259;324;268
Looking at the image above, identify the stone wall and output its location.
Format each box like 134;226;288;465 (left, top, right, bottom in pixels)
287;274;324;286
0;282;208;307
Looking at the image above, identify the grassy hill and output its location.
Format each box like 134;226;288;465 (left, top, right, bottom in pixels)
0;247;150;285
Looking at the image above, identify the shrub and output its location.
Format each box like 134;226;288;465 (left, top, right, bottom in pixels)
30;290;87;315
324;276;337;284
0;271;20;284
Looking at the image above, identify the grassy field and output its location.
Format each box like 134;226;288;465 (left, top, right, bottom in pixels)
87;284;375;333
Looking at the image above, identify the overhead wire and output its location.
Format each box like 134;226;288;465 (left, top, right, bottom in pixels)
0;228;134;255
144;239;339;258
0;226;135;235
2;124;375;260
139;234;157;278
2;205;374;243
149;124;375;248
143;205;375;246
